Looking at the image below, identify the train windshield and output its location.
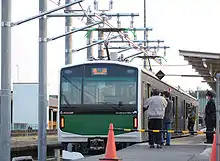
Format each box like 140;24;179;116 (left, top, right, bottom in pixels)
60;63;138;107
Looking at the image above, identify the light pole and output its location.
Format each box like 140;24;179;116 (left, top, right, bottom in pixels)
16;64;19;82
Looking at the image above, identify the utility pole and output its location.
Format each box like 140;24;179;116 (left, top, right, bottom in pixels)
98;26;104;58
95;1;112;59
38;0;47;160
86;15;94;59
65;0;73;65
143;0;147;68
1;0;12;160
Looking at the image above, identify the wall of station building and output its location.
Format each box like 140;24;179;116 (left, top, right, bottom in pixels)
190;90;216;117
12;83;39;130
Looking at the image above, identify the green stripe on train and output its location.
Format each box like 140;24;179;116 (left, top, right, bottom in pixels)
61;114;134;135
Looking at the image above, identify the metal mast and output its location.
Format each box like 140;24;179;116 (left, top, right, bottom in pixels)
143;0;147;68
65;0;73;64
0;0;12;160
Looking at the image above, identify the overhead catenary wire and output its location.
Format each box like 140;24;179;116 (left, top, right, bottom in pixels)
50;0;166;63
94;13;162;65
49;0;121;57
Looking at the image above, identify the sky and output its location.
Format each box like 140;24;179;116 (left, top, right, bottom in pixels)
1;0;220;95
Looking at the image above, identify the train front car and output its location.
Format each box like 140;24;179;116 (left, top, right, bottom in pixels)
58;62;140;154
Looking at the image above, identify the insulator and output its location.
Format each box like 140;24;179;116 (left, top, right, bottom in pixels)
109;0;113;10
117;21;121;28
157;41;160;51
124;33;128;38
120;54;124;59
94;0;98;10
164;48;166;57
130;15;134;28
153;47;157;55
117;16;120;28
134;32;137;40
130;20;134;28
88;6;92;13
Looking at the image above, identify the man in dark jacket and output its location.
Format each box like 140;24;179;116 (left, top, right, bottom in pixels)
161;91;173;146
204;91;216;144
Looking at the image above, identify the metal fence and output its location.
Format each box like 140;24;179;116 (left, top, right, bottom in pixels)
11;129;57;137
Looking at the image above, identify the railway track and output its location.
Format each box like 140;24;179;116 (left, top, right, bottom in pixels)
11;129;57;137
11;133;197;160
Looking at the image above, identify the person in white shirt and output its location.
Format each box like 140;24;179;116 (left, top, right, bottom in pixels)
143;89;167;148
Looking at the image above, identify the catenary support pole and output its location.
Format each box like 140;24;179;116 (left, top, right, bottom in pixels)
0;0;12;160
65;0;73;65
38;0;47;160
87;16;94;59
98;30;104;58
143;0;147;68
215;73;220;161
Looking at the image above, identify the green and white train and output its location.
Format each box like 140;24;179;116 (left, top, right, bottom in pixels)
58;60;198;154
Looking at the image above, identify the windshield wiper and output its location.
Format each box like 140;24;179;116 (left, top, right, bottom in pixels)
61;91;74;108
62;74;94;97
97;101;122;111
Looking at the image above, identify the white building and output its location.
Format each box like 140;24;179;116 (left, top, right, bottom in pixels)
12;82;57;130
12;83;40;129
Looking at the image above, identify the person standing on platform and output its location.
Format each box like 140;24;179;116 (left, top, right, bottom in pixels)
161;91;173;146
187;107;196;136
143;88;167;148
204;91;216;144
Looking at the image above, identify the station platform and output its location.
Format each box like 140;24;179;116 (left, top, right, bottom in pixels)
79;135;212;161
11;135;60;159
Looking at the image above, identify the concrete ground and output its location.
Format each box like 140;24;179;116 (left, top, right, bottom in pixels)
78;135;212;161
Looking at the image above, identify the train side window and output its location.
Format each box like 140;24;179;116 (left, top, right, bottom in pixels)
171;96;175;116
183;100;186;119
143;82;150;100
147;84;151;98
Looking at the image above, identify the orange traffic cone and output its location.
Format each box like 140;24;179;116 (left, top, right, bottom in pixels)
210;134;216;161
99;123;121;161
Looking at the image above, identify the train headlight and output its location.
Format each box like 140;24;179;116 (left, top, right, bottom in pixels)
133;117;138;129
60;117;65;128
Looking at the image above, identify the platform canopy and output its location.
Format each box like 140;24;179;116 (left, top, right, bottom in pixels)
179;50;220;90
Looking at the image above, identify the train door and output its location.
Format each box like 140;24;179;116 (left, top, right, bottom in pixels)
142;81;150;141
171;96;175;130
